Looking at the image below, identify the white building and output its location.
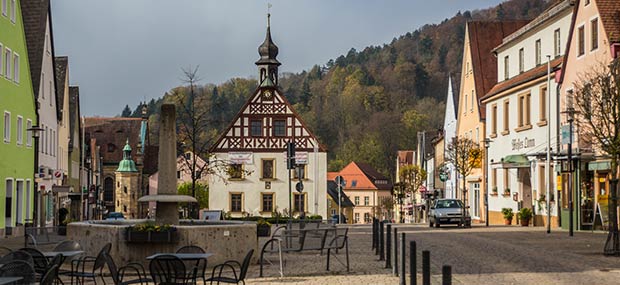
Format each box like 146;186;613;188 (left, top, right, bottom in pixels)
481;0;572;225
209;15;327;218
442;76;459;199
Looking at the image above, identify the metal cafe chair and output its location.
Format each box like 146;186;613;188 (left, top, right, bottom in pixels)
149;254;197;285
40;264;59;285
0;250;34;267
0;260;37;285
69;243;111;285
176;245;208;284
104;252;152;285
207;249;254;285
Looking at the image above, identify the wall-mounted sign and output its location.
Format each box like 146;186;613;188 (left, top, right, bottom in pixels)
511;137;535;151
281;151;309;164
228;152;253;164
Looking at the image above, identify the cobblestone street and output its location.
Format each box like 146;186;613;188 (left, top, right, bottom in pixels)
247;224;620;284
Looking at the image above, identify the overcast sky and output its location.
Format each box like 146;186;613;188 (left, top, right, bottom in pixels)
50;0;504;116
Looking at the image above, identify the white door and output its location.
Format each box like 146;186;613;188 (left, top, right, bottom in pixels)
5;179;13;227
471;182;480;218
16;180;23;225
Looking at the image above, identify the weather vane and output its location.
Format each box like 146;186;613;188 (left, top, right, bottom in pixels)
267;3;272;26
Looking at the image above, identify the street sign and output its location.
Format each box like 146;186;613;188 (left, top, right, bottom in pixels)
335;176;346;188
439;172;448;182
53;169;63;180
296;181;304;192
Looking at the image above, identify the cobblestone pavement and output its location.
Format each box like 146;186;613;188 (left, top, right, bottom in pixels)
4;224;620;284
247;224;620;284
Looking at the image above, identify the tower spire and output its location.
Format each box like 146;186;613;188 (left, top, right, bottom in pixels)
256;10;281;86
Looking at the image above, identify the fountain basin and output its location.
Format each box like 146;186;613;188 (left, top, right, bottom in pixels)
67;219;257;266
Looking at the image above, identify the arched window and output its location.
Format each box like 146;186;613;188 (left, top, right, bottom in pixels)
104;177;114;203
107;143;116;153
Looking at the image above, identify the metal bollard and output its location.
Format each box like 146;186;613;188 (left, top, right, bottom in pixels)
400;233;406;285
410;241;417;285
386;224;392;268
372;218;377;250
374;219;379;255
422;250;430;285
442;265;452;285
379;221;385;261
393;227;398;276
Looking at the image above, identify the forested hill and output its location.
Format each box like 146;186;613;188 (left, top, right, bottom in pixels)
120;0;551;179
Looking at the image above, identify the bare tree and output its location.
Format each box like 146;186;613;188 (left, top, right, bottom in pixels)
574;59;620;255
446;137;482;222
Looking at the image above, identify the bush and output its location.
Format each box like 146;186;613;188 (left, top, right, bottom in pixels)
501;208;514;220
517;208;533;220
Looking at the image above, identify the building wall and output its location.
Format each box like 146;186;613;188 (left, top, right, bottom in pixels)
326;196;353;224
209;151;327;218
345;189;391;223
115;171;139;218
456;24;485;221
0;0;37;234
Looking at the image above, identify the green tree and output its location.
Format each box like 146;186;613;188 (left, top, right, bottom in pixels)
178;182;209;209
121;104;132;117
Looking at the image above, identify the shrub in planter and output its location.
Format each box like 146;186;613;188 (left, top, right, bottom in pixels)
126;221;178;243
256;219;271;237
518;208;533;226
501;208;514;225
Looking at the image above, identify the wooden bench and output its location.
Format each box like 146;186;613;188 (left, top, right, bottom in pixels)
259;227;349;277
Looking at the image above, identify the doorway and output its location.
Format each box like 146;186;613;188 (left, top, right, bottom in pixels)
16;180;23;225
519;168;533;210
5;179;13;228
470;182;480;218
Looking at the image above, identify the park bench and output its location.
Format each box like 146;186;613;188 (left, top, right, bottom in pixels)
259;227;349;277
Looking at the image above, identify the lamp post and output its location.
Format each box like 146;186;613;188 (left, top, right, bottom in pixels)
484;138;492;227
563;91;578;237
27;125;43;228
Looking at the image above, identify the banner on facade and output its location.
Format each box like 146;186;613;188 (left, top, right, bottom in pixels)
281;151;309;164
228;152;253;164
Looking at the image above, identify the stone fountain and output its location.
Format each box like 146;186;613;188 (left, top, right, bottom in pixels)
68;104;257;265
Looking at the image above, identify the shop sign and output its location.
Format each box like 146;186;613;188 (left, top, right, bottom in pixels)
228;152;253;164
511;137;535;151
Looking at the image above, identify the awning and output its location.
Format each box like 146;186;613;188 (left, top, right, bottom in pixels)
588;161;611;171
496;154;530;169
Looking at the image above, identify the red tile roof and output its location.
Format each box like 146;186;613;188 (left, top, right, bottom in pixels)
84;117;145;165
468;20;531;119
597;0;620;43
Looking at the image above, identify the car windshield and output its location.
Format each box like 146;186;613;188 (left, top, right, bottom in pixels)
435;200;463;209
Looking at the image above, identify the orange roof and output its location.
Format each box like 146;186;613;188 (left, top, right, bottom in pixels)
597;0;620;43
329;162;392;191
327;172;339;181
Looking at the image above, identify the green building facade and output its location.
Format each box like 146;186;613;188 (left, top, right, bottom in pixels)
1;0;37;235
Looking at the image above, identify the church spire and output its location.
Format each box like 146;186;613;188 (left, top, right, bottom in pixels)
256;12;281;86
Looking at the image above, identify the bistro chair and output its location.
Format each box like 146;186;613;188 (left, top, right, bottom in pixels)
176;245;208;284
104;252;152;285
0;246;12;256
0;260;37;285
0;250;34;266
69;243;111;285
149;254;197;285
19;247;49;275
40;264;59;285
206;249;254;285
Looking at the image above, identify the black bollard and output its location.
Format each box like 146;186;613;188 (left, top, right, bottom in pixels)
410;241;417;285
379;221;385;261
394;227;398;276
400;233;406;285
386;224;392;268
374;219;379;255
422;250;430;285
372;218;377;250
442;265;452;285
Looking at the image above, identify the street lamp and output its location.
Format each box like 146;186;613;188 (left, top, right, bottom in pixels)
484;138;492;227
27;125;43;229
562;90;578;237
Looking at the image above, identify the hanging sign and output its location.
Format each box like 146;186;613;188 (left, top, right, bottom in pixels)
228;152;253;164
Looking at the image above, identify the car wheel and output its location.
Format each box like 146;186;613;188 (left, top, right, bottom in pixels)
435;221;440;228
429;220;434;227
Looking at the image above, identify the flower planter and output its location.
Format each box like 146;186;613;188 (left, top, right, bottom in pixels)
126;228;178;243
504;218;512;225
520;219;530;226
257;225;271;237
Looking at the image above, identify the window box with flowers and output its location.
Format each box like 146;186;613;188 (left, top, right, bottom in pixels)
125;222;178;243
502;188;511;197
490;186;499;196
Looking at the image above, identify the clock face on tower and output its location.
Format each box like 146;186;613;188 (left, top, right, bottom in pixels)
262;90;273;100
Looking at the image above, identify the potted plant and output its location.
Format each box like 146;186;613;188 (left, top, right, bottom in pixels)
518;207;533;226
126;221;178;243
491;186;498;195
503;188;511;196
501;208;514;225
256;218;271;237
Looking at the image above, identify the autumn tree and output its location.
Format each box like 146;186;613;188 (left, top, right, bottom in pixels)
574;59;620;255
398;164;427;222
178;182;209;216
446;137;482;221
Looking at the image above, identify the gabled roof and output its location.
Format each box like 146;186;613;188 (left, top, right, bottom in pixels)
54;56;68;119
21;0;50;98
68;86;80;151
84;117;145;165
482;57;563;101
327;181;354;207
467;20;530;119
597;0;620;43
334;161;392;191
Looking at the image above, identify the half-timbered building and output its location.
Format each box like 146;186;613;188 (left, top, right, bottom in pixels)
209;15;328;218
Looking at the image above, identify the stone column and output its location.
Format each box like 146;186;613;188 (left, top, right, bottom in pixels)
156;104;179;225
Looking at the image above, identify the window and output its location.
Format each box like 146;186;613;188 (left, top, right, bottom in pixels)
503;100;509;133
49;81;52;106
517;92;531;128
16;116;22;145
250;120;262;137
585;0;590;6
539;85;547;122
261;159;274;179
230;193;242;212
12;53;18;83
578;25;585;56
107;143;116;152
504;56;509;80
10;0;15;22
176;171;181;179
491;104;498;136
39;125;44;152
44;126;48;154
293;164;306;180
2;0;6;16
364;213;371;223
492;168;497;189
354;196;359;205
519;48;524;73
554;29;561;57
475;127;479;144
364;196;369;206
261;193;273;212
293;193;306;213
274;120;285;136
26;119;31;146
471;90;474;112
535;39;541;66
591;18;598;51
464;94;467;114
5;48;11;79
228;164;243;179
3;112;10;143
504;169;510;192
354;213;360;223
0;43;3;77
